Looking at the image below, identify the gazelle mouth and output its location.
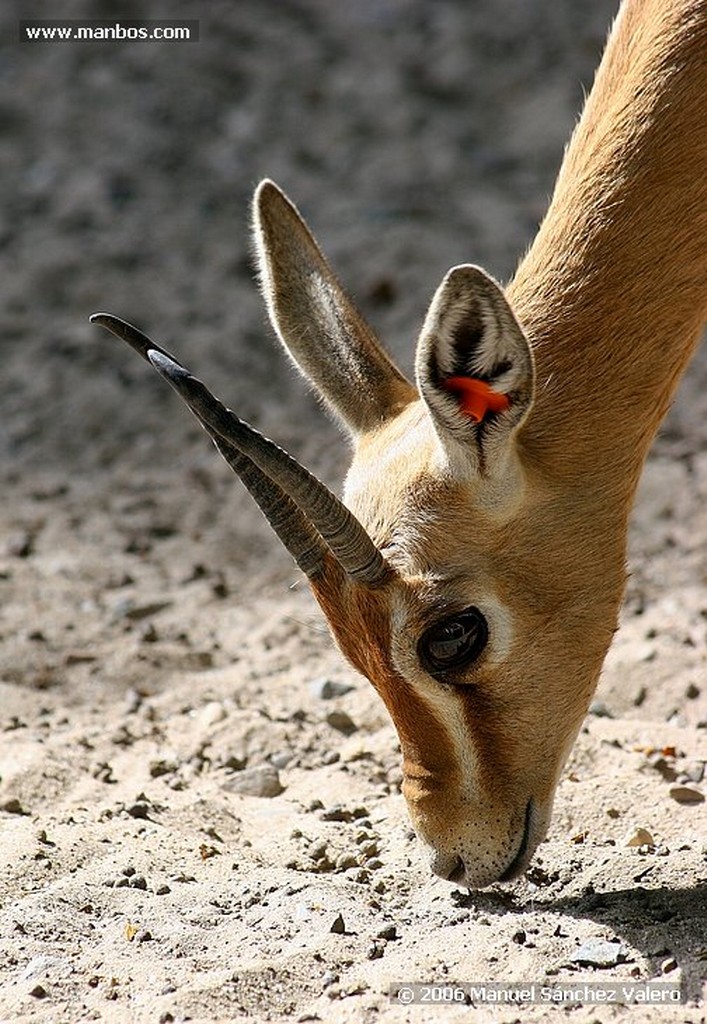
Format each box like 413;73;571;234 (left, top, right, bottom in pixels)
499;798;534;881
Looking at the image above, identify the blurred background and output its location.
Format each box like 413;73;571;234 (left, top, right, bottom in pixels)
2;9;706;1011
2;0;619;482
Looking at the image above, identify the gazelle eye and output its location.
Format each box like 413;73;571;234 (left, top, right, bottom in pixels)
418;607;488;675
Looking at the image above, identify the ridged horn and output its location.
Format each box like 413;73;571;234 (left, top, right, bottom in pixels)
213;440;328;580
90;313;390;586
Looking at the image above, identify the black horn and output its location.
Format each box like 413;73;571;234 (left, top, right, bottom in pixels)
90;313;390;587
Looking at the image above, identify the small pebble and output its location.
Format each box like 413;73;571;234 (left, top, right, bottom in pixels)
624;827;655;847
325;710;358;736
336;853;359;870
126;802;150;819
309;678;355;700
222;765;284;798
1;798;28;815
149;759;177;778
197;701;227;728
122;600;173;621
270;751;293;770
669;785;704;804
123;689;144;715
6;530;34;558
139;622;159;643
320;804;352;822
569;939;628;968
321;802;370;819
648;755;678;781
307;840;328;862
589;700;613;718
329;914;346;934
682;762;705;783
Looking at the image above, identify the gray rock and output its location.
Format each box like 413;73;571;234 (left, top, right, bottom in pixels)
309;677;355;700
325;710;358;735
222;765;284;798
669;784;704;804
569;939;628;968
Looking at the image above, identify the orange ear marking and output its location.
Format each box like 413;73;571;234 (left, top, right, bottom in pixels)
444;376;510;423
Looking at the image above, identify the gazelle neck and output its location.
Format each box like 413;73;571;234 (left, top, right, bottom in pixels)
508;0;707;496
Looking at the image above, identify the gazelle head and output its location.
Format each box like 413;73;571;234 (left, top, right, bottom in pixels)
93;180;627;888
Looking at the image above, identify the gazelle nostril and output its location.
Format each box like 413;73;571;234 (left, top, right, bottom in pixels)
446;857;467;884
429;849;466;883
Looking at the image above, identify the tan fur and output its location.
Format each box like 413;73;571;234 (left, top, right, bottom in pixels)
250;0;707;888
510;0;707;487
338;437;627;885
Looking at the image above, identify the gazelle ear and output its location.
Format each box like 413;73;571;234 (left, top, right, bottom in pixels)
415;264;534;477
253;180;416;436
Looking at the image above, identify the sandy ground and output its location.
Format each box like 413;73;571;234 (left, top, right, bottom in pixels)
1;1;705;1021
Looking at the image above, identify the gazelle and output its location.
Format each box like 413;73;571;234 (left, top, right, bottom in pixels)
93;0;707;888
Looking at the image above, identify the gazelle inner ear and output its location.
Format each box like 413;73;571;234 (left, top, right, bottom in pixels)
253;180;416;437
415;264;534;472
